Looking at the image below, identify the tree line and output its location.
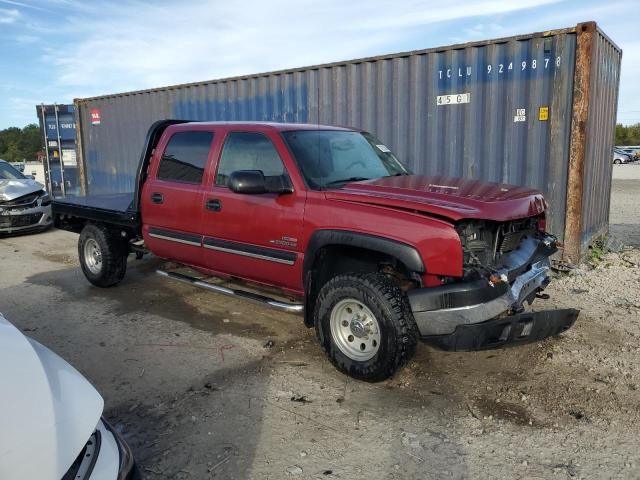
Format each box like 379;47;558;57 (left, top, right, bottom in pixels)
0;124;42;163
616;123;640;146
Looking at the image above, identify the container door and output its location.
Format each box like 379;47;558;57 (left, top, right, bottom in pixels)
200;130;305;292
141;130;214;267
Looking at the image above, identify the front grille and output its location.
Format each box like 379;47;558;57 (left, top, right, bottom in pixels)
0;213;43;228
0;191;42;209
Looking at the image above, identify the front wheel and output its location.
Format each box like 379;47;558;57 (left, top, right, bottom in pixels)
78;223;128;287
613;159;622;164
314;273;418;381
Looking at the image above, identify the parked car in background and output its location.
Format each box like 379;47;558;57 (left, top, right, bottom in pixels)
618;147;640;160
0;312;140;480
0;158;52;235
613;148;633;164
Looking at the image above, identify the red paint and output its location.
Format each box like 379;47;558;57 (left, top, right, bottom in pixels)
90;108;101;125
334;175;546;222
141;122;550;294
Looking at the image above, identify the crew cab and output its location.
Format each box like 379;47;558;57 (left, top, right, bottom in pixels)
53;121;578;381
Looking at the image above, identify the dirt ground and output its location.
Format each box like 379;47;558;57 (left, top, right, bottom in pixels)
0;169;638;480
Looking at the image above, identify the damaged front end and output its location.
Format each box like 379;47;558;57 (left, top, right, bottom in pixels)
408;217;578;350
0;189;53;235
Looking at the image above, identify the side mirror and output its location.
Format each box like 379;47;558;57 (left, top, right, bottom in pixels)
25;175;35;180
228;170;293;194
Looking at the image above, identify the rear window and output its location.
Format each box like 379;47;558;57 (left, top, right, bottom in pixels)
157;131;213;184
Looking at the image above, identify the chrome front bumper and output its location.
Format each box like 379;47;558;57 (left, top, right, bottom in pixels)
411;259;551;336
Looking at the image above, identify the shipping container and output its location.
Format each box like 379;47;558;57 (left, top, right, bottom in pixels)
36;104;80;197
73;21;621;262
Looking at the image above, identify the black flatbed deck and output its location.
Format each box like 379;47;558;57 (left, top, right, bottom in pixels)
52;193;139;230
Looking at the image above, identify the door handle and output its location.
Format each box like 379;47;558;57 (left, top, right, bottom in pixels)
151;192;164;204
206;199;222;212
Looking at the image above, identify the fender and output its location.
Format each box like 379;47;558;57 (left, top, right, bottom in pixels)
303;229;425;279
302;229;425;327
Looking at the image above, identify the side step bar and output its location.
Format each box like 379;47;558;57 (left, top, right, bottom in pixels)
157;270;304;313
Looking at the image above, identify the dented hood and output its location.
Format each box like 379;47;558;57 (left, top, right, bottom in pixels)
0;179;44;201
0;313;104;480
326;175;546;222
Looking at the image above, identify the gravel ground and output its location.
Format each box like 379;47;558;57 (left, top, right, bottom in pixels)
0;172;638;479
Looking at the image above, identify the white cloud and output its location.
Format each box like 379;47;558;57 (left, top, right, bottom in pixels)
0;7;19;23
43;0;565;99
2;0;639;126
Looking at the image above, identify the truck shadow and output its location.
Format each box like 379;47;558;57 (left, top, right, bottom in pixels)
105;360;269;478
11;260;281;479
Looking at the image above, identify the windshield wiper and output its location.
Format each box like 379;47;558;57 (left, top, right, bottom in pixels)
324;177;371;186
383;172;410;177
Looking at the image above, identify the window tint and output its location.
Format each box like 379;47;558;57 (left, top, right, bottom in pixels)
157;131;213;184
216;132;285;186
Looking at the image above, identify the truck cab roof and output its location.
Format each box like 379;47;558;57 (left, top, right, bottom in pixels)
174;121;355;132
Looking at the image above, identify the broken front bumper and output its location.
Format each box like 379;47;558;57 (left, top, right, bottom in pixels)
422;308;579;351
0;204;52;235
408;233;578;348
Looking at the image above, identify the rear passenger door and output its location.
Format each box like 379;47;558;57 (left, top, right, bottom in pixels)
142;129;214;267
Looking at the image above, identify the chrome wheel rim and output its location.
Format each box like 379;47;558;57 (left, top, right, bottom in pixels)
329;298;381;361
84;238;102;275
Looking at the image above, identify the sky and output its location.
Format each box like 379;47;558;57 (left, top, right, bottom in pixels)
0;0;638;129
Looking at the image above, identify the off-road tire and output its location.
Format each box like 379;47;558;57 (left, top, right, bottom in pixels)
314;273;418;381
78;223;128;287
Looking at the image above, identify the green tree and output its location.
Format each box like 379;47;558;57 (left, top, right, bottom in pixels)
0;123;42;162
616;123;640;145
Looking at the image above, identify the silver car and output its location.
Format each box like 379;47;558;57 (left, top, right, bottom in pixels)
0;159;52;235
613;149;632;164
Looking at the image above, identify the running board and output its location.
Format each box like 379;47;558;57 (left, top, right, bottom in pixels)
156;270;304;313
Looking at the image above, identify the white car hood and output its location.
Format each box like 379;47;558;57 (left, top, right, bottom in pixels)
0;179;44;201
0;313;104;480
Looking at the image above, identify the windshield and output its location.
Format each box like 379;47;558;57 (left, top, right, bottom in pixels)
282;130;410;189
0;161;26;180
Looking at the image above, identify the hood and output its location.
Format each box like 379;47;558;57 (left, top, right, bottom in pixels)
326;175;546;222
0;313;104;480
0;179;44;202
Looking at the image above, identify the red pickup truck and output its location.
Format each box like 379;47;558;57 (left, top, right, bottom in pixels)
53;120;577;381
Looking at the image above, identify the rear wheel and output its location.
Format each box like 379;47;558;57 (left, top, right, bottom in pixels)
613;159;622;164
314;273;418;381
78;223;128;287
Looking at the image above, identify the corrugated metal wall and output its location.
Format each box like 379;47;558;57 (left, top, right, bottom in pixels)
580;29;622;250
75;22;621;258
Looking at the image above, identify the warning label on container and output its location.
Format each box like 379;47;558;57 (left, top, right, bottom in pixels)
514;108;526;122
539;106;549;121
90;108;101;125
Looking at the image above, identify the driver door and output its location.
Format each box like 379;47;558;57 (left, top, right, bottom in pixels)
200;129;306;292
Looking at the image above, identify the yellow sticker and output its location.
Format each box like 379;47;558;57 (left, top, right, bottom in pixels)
539;106;549;121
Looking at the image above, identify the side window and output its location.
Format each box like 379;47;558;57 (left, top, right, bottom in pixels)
157;131;213;184
215;132;285;186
